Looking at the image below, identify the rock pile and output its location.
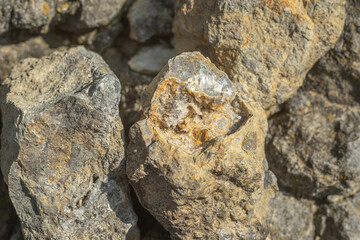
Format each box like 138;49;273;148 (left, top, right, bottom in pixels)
0;0;359;240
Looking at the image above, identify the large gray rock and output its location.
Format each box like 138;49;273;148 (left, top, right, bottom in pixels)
303;0;360;106
173;0;346;109
127;52;277;240
0;47;138;239
267;192;316;240
127;0;174;42
266;91;360;199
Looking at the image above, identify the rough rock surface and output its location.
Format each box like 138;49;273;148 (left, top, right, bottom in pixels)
267;192;316;240
128;45;175;75
0;36;58;83
173;0;346;109
303;0;360;106
266;91;360;199
127;52;277;239
322;192;360;240
0;0;127;34
127;0;175;42
0;47;138;239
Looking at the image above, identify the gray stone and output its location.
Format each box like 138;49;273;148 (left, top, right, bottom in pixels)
303;0;360;106
127;0;174;42
268;192;316;240
266;91;360;199
0;47;138;239
127;52;277;240
0;0;127;34
128;45;175;75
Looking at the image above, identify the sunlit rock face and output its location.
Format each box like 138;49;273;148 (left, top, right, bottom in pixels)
173;0;346;109
127;52;277;240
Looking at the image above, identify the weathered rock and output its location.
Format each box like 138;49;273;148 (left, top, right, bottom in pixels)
266;91;360;199
303;0;360;106
0;0;13;34
0;172;23;240
128;45;175;75
60;0;127;32
0;47;138;239
267;192;316;240
127;0;175;42
0;36;59;83
173;0;346;109
322;192;360;240
0;0;126;34
127;52;277;239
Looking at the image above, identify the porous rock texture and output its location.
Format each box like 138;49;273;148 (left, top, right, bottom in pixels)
266;91;360;199
0;47;138;239
127;0;175;42
127;52;277;239
267;192;316;240
0;0;127;34
303;0;360;106
0;36;57;83
173;0;346;109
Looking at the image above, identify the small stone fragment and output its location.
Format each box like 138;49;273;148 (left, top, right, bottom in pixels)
268;192;316;240
0;47;138;239
127;52;277;239
266;91;360;199
173;0;346;109
127;0;174;42
128;45;175;75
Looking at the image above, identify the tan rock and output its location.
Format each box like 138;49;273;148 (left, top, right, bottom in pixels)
173;0;346;109
127;52;277;239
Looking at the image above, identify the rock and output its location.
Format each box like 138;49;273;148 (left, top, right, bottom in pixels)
127;0;175;42
0;0;13;35
0;172;23;240
173;0;346;109
0;47;138;239
128;45;175;75
322;192;360;240
267;192;316;240
266;91;360;199
127;52;277;239
60;0;127;32
303;0;360;106
0;36;58;83
0;0;126;34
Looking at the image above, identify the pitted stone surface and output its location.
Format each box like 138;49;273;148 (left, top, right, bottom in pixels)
173;0;346;109
0;47;138;239
266;91;360;199
127;52;277;240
